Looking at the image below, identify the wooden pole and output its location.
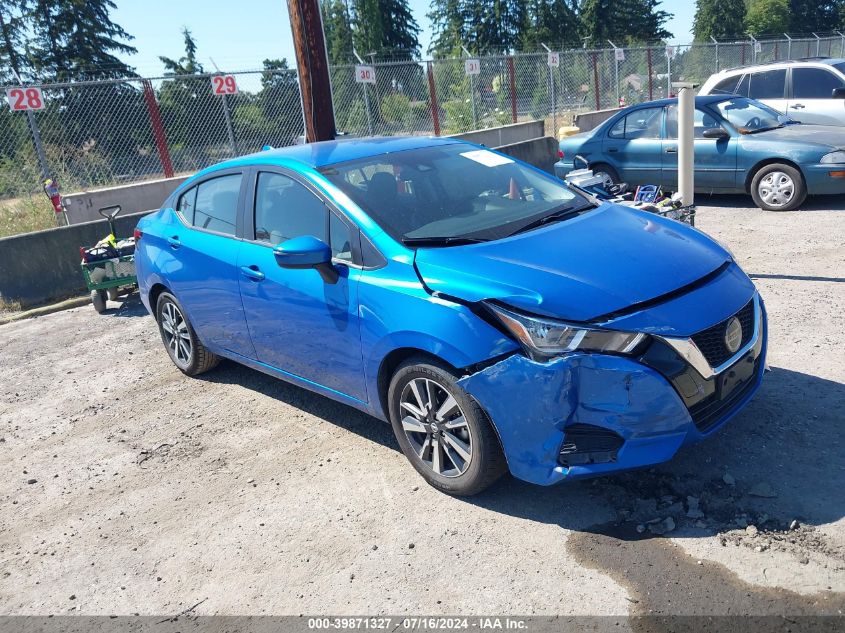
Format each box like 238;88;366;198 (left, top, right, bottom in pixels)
287;0;336;142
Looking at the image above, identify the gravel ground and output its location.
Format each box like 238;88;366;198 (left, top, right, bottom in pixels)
0;196;843;624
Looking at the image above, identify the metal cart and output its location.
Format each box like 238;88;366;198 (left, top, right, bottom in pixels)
80;206;137;313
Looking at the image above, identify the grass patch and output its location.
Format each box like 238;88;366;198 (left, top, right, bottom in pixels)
0;196;59;238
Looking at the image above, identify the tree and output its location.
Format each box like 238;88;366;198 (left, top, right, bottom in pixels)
352;0;420;60
29;0;136;80
321;0;354;63
159;27;203;75
692;0;746;42
579;0;672;45
0;0;28;80
787;1;841;35
428;0;464;57
520;0;580;51
745;0;790;38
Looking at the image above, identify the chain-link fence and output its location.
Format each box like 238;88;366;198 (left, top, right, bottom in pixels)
3;33;845;236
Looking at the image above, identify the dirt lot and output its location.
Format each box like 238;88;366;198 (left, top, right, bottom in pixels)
1;196;843;623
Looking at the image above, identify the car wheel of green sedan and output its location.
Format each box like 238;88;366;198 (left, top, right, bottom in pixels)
751;163;806;211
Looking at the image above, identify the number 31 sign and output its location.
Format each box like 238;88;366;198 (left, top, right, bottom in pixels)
6;87;45;111
211;75;238;95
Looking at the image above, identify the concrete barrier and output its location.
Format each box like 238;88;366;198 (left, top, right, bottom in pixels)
452;121;545;147
496;137;559;174
575;108;621;132
1;127;559;309
0;211;150;308
62;176;189;224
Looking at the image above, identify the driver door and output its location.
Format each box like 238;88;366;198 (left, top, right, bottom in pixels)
662;106;738;191
237;169;367;402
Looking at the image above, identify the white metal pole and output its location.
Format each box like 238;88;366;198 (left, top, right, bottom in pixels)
784;34;792;60
674;83;695;206
353;49;374;135
608;40;619;105
837;31;845;57
710;36;719;72
813;33;821;57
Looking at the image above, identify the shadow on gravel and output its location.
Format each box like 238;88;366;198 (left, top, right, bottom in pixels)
98;293;148;318
698;193;845;212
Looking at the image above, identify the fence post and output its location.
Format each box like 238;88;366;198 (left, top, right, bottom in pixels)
142;80;174;179
508;56;517;124
220;92;237;156
647;48;654;100
427;61;441;136
591;52;600;110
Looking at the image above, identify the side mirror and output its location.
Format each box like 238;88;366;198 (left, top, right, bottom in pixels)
702;127;729;139
273;235;338;284
832;87;845;99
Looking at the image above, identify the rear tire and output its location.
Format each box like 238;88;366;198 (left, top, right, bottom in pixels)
750;163;806;211
106;287;120;301
155;292;220;376
591;163;619;190
91;289;107;314
387;356;507;496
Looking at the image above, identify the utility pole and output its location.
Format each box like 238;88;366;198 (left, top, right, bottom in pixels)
287;0;336;142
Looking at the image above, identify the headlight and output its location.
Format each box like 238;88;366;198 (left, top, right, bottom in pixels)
820;151;845;164
487;303;647;360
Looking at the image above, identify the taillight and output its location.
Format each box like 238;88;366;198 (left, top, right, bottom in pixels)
558;150;564;159
133;228;143;240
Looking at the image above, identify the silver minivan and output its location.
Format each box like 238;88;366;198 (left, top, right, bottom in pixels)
699;58;845;125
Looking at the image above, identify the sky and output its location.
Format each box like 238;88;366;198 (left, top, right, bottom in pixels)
113;0;697;77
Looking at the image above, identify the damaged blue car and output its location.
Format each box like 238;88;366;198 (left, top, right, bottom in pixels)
135;136;766;496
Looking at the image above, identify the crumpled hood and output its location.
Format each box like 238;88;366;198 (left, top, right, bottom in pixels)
413;204;731;322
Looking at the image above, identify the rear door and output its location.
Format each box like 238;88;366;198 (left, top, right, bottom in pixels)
787;67;845;125
237;169;367;401
165;170;255;358
601;106;664;184
747;68;788;114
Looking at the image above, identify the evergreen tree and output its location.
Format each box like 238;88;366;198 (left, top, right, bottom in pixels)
579;0;672;45
787;0;841;35
745;0;790;37
159;27;203;75
0;0;28;80
692;0;746;42
428;0;464;56
29;0;136;80
321;0;354;63
352;0;419;60
520;0;580;50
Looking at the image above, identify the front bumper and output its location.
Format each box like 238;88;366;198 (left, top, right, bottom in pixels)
802;164;845;195
458;298;768;486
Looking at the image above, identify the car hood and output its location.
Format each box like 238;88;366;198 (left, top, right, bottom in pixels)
413;204;731;322
748;123;845;148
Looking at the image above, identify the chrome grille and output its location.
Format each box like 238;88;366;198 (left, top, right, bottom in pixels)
690;299;755;368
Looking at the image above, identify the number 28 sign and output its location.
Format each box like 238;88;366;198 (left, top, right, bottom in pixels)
211;75;238;95
6;87;45;111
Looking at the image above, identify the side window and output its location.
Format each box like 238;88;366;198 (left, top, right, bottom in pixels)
177;187;197;224
712;74;741;95
329;211;354;262
792;68;845;99
193;174;242;235
748;69;786;100
734;74;750;97
608;108;662;140
254;172;327;245
665;106;725;140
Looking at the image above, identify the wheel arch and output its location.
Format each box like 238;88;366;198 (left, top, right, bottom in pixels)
744;157;806;194
148;282;170;314
376;347;460;423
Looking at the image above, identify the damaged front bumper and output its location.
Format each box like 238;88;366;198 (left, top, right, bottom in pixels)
457;302;767;486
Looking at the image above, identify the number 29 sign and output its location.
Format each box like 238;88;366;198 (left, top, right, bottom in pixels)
211;75;238;95
6;87;45;111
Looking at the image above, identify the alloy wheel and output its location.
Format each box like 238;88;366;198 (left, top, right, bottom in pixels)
399;378;473;478
758;171;795;209
595;171;615;190
161;301;192;366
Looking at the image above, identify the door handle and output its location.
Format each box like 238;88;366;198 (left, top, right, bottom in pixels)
791;103;805;109
167;236;181;249
607;147;619;153
240;265;265;281
665;146;677;153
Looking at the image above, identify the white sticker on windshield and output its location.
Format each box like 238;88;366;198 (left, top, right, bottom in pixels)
460;149;514;167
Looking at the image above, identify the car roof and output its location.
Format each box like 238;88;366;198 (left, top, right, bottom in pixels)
622;95;734;109
714;57;845;76
223;135;463;171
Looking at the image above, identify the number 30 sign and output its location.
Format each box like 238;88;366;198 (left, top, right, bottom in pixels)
211;75;238;95
6;87;45;111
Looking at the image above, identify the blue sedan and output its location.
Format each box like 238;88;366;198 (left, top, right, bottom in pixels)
135;136;766;495
556;95;845;211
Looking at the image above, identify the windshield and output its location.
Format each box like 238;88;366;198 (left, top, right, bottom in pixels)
319;144;587;244
713;97;788;133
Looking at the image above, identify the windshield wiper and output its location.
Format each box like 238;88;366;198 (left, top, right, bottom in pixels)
401;236;488;247
506;202;593;237
744;124;784;134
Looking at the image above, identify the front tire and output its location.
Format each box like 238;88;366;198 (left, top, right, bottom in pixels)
591;163;619;191
387;357;507;496
155;292;220;376
91;289;107;313
750;163;806;211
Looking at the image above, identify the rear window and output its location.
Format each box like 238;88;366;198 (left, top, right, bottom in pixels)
711;74;742;95
748;69;786;99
